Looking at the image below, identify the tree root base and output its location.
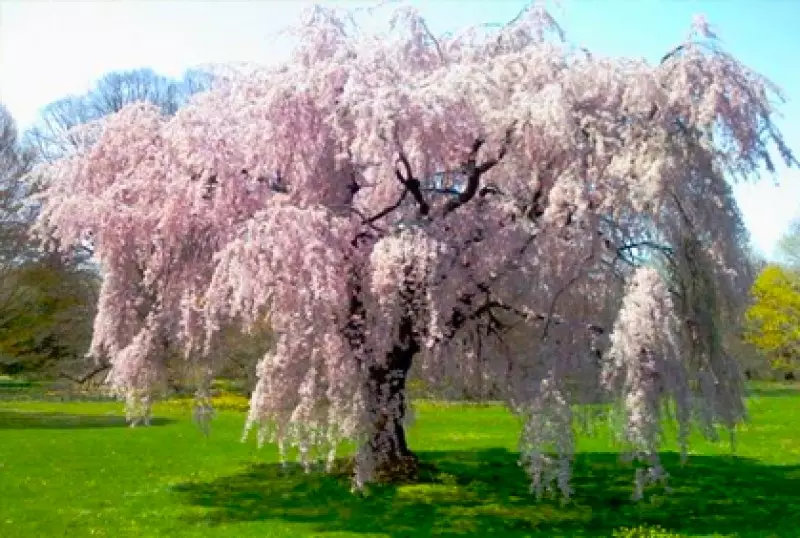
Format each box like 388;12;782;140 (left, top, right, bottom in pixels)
331;453;427;484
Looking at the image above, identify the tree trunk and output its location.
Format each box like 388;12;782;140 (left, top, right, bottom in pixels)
365;314;420;480
344;265;421;481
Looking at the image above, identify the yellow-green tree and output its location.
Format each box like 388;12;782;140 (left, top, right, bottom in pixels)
744;264;800;369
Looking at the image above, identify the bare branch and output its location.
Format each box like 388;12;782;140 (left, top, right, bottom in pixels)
383;124;430;217
394;151;429;216
364;189;409;225
542;243;597;340
405;178;430;216
660;44;685;65
617;240;675;257
444;127;514;216
60;361;110;385
442;290;606;345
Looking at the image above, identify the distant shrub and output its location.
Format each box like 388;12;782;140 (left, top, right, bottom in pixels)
210;378;248;395
211;392;250;411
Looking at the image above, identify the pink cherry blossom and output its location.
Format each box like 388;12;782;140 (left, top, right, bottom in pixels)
34;2;795;498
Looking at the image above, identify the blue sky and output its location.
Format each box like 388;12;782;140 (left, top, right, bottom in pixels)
1;0;798;258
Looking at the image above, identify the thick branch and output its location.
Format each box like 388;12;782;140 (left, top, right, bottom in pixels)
405;178;429;216
617;240;675;258
443;285;605;345
443;128;513;216
364;189;409;225
383;126;430;217
394;152;429;216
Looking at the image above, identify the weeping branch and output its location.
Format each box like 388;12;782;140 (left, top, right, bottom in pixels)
60;360;110;385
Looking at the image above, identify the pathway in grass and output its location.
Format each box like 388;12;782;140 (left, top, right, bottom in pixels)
1;385;799;537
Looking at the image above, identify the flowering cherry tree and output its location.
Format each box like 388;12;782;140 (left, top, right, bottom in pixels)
34;3;795;497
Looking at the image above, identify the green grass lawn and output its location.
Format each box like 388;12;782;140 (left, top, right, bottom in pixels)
0;383;799;537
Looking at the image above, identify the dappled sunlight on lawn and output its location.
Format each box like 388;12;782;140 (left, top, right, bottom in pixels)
173;448;800;537
2;387;799;537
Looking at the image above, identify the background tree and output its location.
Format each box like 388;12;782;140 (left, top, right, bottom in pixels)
0;103;39;373
0;104;100;379
25;68;213;162
35;3;796;498
776;216;800;271
5;68;214;381
213;317;274;394
744;264;800;372
0;254;99;379
0;104;36;263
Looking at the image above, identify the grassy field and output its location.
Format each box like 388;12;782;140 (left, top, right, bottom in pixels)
0;382;799;537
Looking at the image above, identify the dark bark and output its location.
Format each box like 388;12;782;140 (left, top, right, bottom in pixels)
365;312;420;478
344;126;516;476
342;262;420;479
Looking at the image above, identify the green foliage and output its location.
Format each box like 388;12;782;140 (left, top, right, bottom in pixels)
159;319;273;395
212;318;274;393
744;264;800;370
1;384;799;537
0;104;99;379
612;526;686;538
0;259;98;377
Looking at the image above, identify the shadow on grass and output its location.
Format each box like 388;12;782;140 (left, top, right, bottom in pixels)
0;410;173;429
173;448;800;537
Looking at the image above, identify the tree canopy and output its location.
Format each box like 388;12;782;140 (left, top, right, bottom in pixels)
34;3;796;498
0;256;99;378
745;264;800;370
